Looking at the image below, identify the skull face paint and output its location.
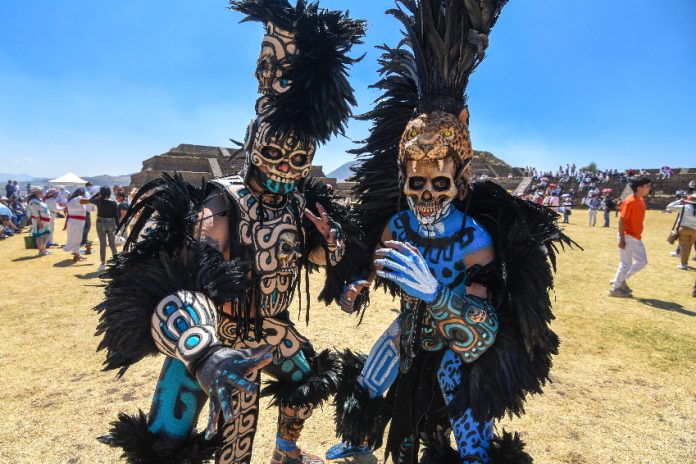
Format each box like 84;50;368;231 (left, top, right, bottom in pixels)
399;109;473;225
250;120;316;194
276;230;301;272
403;156;458;225
256;22;296;96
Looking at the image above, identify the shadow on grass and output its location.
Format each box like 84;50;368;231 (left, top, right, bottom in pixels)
637;298;696;317
53;259;92;268
76;271;104;280
12;255;41;262
334;455;378;464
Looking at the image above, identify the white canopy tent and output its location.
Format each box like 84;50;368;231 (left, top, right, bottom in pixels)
48;172;88;185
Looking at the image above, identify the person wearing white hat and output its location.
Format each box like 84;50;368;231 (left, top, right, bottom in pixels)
27;186;51;256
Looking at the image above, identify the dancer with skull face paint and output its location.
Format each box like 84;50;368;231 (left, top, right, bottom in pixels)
328;1;576;463
95;2;366;463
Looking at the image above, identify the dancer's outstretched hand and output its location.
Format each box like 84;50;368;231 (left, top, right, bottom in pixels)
305;203;339;246
374;240;440;304
339;279;370;313
195;345;273;439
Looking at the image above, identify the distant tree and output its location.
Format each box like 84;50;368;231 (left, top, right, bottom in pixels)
581;162;598;173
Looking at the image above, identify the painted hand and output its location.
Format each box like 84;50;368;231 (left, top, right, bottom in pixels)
304;203;338;246
374;240;441;303
195;345;273;439
339;279;370;314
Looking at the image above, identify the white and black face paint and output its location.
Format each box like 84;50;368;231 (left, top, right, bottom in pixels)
403;157;458;226
248;120;315;194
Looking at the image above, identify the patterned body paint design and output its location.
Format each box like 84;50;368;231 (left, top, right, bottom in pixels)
147;358;207;440
324;223;345;267
208;178;322;463
382;207;496;460
437;350;493;463
214;347;315;464
218;369;260;464
211;178;305;320
430;289;498;363
388;207;494;358
151;291;220;369
358;317;401;399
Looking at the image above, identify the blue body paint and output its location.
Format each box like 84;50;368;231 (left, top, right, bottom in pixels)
437;350;493;463
390;208;494;462
358;317;401;399
147;358;206;439
389;208;492;296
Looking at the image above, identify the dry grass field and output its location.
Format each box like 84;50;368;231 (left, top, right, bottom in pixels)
1;209;694;464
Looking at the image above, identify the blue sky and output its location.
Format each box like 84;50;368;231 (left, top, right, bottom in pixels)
0;0;694;178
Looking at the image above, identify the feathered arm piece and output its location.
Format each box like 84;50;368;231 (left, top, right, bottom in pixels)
95;242;250;377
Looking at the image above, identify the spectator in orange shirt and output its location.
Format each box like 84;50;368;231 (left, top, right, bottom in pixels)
609;177;652;297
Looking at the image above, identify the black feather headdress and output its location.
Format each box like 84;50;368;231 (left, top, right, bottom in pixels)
394;0;507;114
350;0;508;283
229;0;366;145
230;0;295;30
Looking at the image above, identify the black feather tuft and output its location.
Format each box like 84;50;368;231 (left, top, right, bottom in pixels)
490;431;534;464
99;410;219;464
261;347;339;408
120;172;203;256
230;0;366;145
420;438;460;464
391;0;508;114
229;0;295;30
333;350;391;448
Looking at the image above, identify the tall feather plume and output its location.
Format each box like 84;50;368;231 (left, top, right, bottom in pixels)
229;0;295;30
394;0;508;114
229;0;366;145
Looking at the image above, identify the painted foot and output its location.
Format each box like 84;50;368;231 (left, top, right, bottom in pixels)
326;442;372;460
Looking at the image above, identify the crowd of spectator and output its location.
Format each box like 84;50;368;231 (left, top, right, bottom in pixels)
2;180;135;266
523;165;666;188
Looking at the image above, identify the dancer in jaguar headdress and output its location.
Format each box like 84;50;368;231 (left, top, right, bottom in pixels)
95;2;365;463
327;1;576;463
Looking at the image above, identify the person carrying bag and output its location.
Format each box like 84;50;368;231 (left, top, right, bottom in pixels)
667;208;683;245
